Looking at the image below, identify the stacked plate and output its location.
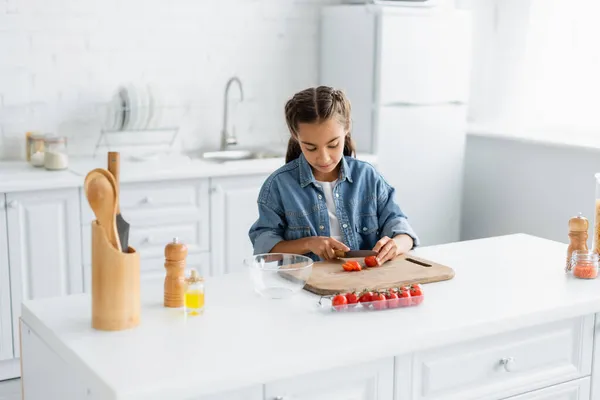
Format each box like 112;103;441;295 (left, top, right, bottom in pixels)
105;83;163;131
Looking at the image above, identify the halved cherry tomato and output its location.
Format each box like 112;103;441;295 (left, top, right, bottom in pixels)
384;291;399;308
397;289;411;307
371;292;387;310
332;294;348;310
409;284;423;305
364;255;378;268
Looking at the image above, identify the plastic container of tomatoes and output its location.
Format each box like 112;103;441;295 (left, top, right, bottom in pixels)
317;284;424;312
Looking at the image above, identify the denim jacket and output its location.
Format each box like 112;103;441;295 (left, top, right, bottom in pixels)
248;154;420;262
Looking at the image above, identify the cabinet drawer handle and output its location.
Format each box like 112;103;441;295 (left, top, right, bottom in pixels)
274;397;286;400
141;197;153;205
7;200;18;209
142;236;154;245
499;357;515;372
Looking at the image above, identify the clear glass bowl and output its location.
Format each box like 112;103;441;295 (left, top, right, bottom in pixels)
244;253;314;299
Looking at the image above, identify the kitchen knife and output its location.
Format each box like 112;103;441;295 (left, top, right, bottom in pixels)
107;152;130;252
334;250;378;258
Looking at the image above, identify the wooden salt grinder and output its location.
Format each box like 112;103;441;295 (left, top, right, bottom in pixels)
567;213;589;271
164;237;188;307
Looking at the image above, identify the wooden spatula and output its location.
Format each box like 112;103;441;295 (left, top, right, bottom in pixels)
107;152;130;252
84;168;122;252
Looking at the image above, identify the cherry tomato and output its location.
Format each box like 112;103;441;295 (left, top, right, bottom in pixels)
371;292;387;310
345;292;359;308
358;291;373;304
397;289;411;307
364;256;378;268
409;284;423;305
384;291;399;308
332;294;348;310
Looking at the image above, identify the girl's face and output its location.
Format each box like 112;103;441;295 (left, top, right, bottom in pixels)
296;118;347;182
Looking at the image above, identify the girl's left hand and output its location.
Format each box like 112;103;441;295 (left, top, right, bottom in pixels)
372;236;398;265
373;234;413;265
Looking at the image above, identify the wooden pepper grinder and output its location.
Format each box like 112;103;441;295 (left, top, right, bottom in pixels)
164;237;188;308
566;213;589;272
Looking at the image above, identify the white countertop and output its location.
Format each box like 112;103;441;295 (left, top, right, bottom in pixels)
0;153;378;192
21;233;600;400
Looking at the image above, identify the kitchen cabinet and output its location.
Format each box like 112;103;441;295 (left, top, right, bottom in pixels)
502;377;590;400
20;321;100;400
405;316;593;400
264;357;394;400
0;194;13;362
209;175;268;276
80;179;210;285
6;188;83;357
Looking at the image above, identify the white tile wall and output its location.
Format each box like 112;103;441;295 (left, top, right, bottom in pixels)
0;0;340;160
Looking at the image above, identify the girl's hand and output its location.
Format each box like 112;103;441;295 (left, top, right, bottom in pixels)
373;234;413;265
306;236;350;261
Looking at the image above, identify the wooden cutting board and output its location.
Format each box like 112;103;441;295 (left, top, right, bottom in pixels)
303;254;455;296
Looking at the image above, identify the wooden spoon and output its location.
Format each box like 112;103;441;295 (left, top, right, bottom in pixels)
84;168;122;252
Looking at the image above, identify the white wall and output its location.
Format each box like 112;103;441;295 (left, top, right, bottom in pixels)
461;133;600;246
0;0;339;160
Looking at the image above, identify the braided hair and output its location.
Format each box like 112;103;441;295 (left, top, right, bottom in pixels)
284;86;356;164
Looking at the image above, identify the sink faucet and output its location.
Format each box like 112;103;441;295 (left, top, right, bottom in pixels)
221;76;244;150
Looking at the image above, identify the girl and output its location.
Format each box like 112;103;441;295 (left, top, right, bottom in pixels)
248;86;419;264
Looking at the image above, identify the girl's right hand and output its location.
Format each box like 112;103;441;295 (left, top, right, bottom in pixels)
305;237;350;261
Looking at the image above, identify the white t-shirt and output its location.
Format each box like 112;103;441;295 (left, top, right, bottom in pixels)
316;180;343;242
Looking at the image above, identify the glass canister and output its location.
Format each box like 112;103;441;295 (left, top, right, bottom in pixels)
43;135;69;171
184;269;205;316
27;132;46;167
570;250;599;279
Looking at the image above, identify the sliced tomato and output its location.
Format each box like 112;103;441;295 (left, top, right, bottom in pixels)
342;260;362;272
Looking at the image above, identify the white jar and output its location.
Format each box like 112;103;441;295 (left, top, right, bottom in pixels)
43;136;69;171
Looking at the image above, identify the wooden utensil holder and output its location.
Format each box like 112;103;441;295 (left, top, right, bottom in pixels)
91;220;140;331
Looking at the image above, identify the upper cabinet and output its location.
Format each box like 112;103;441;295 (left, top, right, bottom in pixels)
5;188;83;355
209;175;268;276
0;194;14;362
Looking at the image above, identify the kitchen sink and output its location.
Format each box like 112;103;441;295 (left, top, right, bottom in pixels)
198;149;285;163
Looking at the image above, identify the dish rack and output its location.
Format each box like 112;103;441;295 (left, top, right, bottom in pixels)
93;84;190;159
93;104;190;157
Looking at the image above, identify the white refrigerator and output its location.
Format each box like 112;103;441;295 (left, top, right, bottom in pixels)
319;5;472;246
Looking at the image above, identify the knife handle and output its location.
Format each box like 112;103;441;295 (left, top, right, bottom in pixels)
334;249;345;258
107;152;120;214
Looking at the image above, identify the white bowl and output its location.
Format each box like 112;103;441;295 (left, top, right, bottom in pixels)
244;253;314;299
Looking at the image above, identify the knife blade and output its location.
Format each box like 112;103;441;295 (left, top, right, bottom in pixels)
334;250;378;258
107;152;130;252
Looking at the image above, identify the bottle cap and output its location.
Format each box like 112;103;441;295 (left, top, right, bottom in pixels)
186;269;203;284
569;213;589;232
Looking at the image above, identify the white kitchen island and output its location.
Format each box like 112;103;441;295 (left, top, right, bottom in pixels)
19;234;600;400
